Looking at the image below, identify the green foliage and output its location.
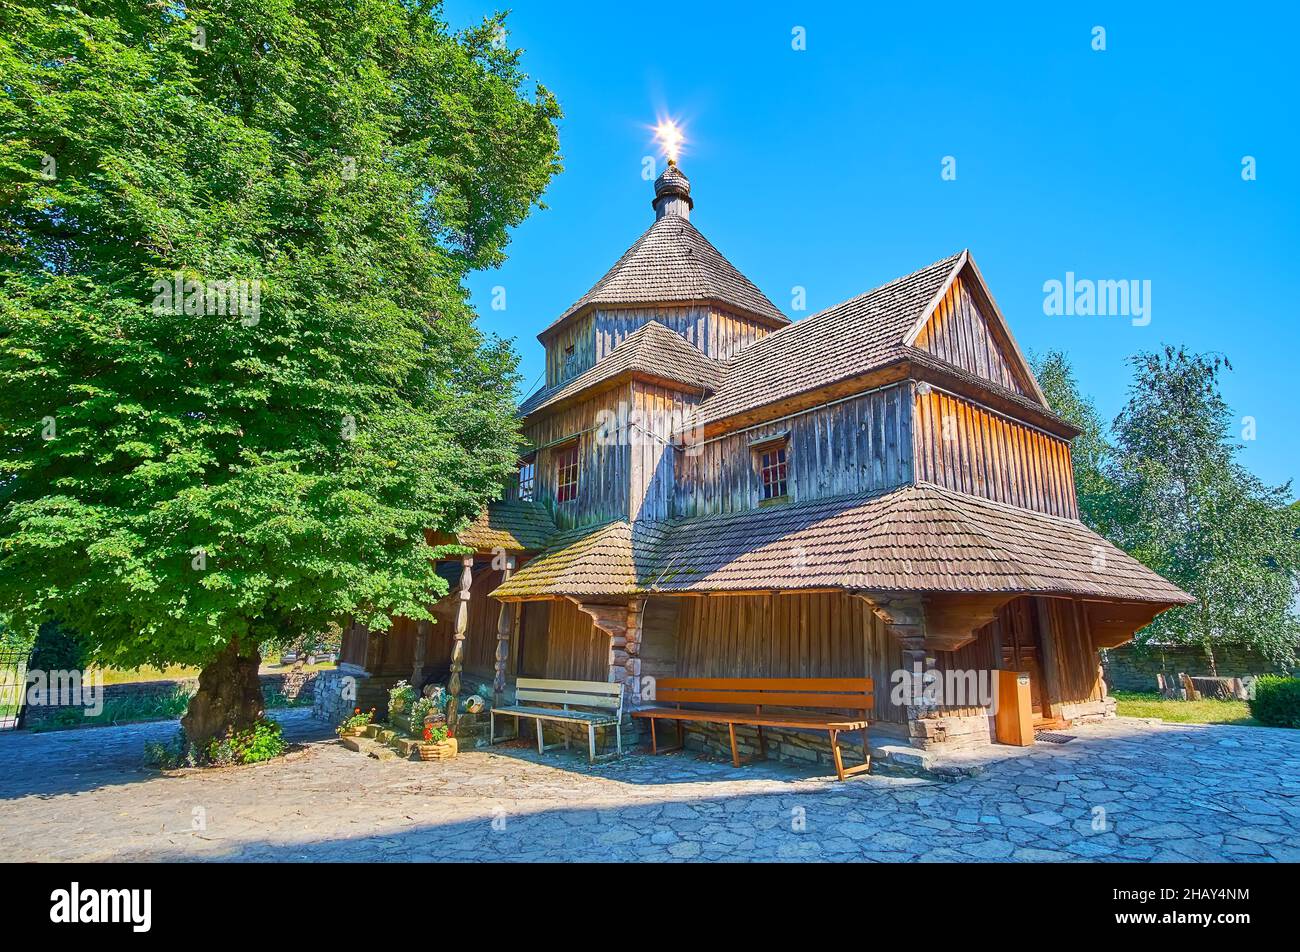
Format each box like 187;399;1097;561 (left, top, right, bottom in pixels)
1109;348;1300;668
1029;349;1118;534
263;685;311;709
1249;676;1300;728
0;2;561;680
408;694;436;731
336;706;374;735
421;719;449;744
144;729;202;769
28;620;87;672
387;679;416;719
207;718;285;764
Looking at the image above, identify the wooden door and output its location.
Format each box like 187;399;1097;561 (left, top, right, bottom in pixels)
517;601;551;678
998;599;1045;717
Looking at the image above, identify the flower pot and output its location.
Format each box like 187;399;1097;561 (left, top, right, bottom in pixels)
417;738;458;761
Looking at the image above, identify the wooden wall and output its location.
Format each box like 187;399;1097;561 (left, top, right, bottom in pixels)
593;305;771;363
541;598;609;682
670;592;905;724
543;312;596;386
1036;596;1105;709
915;277;1030;396
913;385;1078;519
674;383;912;518
629;382;701;521
462;567;505;677
523;386;631;530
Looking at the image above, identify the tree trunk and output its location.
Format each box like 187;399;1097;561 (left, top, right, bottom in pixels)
181;636;265;747
1203;640;1218;678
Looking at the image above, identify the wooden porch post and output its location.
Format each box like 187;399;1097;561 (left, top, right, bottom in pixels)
447;555;473;733
493;556;517;707
411;620;431;692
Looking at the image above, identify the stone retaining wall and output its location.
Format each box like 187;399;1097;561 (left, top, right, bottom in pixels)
20;671;316;728
1102;644;1296;693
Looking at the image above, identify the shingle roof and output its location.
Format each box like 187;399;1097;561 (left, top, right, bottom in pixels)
692;252;965;427
491;519;670;597
519;320;724;417
491;482;1194;606
539;215;788;341
453;501;557;553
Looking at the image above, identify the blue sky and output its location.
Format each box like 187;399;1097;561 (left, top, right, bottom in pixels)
446;1;1298;493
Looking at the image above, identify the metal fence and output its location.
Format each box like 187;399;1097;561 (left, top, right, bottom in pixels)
0;647;32;730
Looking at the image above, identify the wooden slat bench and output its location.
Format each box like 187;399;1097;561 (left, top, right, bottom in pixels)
489;678;623;763
631;677;873;781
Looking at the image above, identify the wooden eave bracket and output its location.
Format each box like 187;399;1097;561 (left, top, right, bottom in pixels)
566;596;631;640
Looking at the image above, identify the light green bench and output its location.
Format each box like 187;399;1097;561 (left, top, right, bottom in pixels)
490;678;624;763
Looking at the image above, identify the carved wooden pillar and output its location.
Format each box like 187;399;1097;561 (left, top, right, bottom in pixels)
447;555;473;732
493;556;517;707
411;619;431;692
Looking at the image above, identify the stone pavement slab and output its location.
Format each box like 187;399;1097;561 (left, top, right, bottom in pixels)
0;712;1296;862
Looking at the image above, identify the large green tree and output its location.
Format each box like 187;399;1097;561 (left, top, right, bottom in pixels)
0;1;560;744
1030;349;1117;535
1108;347;1299;671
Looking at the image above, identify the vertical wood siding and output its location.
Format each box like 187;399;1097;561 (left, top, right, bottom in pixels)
674;592;905;723
913;386;1078;519
543;598;609;681
543;312;596;386
630;382;701;521
674;384;912;518
915;277;1029;395
1037;596;1104;704
592;304;770;362
523;387;631;530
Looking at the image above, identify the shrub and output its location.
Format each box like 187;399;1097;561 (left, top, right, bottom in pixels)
207;720;286;765
387;680;416;719
144;729;201;769
1249;676;1300;728
29;620;87;672
409;695;436;734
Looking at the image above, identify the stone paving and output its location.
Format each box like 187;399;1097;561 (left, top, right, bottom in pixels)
1;710;1297;862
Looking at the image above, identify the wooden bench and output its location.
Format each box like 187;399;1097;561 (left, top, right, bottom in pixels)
489;678;624;763
631;677;873;781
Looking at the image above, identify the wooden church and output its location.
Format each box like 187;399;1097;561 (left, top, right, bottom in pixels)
336;159;1191;760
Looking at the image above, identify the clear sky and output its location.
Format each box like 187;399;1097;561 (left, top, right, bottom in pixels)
445;0;1298;493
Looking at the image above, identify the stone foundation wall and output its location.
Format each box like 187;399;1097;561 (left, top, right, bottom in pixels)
1101;644;1296;693
907;711;995;751
1059;697;1116;723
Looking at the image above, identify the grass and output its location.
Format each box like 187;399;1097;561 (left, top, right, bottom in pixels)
1112;690;1260;725
94;657;336;685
